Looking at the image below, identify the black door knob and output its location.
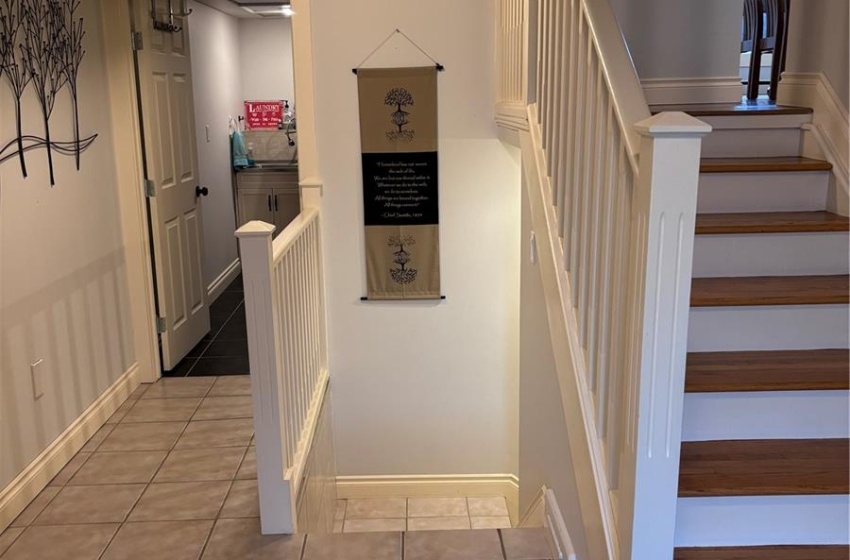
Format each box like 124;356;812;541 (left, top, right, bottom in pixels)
195;186;209;197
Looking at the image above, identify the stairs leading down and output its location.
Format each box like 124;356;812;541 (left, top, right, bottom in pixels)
650;103;850;557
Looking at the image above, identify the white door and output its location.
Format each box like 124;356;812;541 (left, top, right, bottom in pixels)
133;0;210;370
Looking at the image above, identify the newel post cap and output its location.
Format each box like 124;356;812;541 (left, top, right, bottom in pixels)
634;111;712;138
235;220;277;239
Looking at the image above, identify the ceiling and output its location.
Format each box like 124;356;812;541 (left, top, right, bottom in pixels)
193;0;290;19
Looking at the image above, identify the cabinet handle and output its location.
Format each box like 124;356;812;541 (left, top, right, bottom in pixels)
267;195;272;212
274;194;279;212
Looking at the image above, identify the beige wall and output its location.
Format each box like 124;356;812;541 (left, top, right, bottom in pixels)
188;1;241;287
240;19;295;103
188;8;295;289
785;0;849;109
518;173;589;558
0;0;135;489
610;0;744;80
313;0;521;476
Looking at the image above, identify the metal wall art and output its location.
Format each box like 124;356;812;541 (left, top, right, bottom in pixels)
0;0;97;186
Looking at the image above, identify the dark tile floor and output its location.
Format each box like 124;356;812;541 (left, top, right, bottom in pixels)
165;275;249;378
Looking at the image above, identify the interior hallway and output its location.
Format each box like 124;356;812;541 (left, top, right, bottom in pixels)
167;276;250;377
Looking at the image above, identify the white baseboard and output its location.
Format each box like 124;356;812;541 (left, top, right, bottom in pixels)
642;76;743;105
207;258;241;304
335;474;520;525
0;363;142;531
518;485;546;528
778;72;850;215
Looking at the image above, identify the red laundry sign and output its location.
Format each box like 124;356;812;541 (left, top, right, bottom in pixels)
244;100;283;130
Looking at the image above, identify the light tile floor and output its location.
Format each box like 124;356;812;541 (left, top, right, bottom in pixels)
0;376;551;559
336;497;514;533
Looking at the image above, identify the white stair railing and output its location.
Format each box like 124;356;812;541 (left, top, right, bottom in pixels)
236;208;329;535
499;0;711;558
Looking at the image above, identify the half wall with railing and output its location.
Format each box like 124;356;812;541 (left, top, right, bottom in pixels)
236;209;335;535
497;0;711;558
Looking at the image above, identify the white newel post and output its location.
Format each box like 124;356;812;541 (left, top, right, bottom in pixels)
235;220;294;535
624;112;711;560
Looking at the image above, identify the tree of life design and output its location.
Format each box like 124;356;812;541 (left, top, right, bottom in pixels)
384;86;415;142
388;235;418;285
0;0;97;186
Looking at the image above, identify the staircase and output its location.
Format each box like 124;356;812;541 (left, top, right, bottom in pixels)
653;103;850;558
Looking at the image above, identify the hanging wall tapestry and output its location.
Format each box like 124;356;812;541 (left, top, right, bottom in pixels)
0;0;98;186
358;66;440;300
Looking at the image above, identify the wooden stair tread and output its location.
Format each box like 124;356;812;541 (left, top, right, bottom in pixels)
701;157;833;173
696;211;850;234
674;545;850;560
685;349;850;392
651;102;813;117
679;439;850;497
691;275;849;307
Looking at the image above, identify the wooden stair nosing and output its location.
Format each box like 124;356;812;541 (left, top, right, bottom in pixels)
678;439;850;498
674;545;850;560
695;211;850;235
690;275;850;307
685;349;850;393
700;157;833;174
650;102;813;117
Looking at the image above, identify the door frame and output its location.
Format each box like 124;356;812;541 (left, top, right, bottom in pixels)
100;0;161;384
98;0;323;385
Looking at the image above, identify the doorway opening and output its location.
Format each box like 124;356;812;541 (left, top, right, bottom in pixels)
740;0;790;102
131;0;297;377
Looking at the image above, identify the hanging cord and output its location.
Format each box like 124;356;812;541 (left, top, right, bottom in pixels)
353;28;444;74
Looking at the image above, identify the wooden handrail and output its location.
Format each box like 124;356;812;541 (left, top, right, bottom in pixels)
583;0;651;166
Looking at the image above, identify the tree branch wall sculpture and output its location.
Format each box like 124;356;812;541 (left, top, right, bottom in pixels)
0;0;97;186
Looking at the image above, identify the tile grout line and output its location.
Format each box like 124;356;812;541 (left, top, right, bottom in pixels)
0;526;25;559
298;532;308;560
498;528;509;560
183;297;244;377
181;377;251;559
4;376;255;560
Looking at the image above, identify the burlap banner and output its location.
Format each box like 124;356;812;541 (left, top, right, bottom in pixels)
358;67;440;300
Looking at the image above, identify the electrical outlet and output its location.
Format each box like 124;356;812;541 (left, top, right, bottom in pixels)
31;359;45;400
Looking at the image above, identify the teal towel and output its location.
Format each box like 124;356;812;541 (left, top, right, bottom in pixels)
232;131;250;169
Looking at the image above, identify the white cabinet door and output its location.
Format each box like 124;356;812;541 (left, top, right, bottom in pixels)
238;189;275;229
133;0;210;370
273;187;301;231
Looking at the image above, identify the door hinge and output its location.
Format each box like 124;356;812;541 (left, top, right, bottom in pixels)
143;179;156;198
156;316;167;333
132;31;144;51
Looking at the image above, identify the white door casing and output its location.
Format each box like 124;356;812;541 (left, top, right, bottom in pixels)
133;0;210;370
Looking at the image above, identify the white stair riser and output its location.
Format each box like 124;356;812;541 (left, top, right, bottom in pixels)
702;129;801;158
675;495;850;547
688;305;849;352
693;233;850;277
698;114;812;131
697;172;830;213
682;391;850;441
